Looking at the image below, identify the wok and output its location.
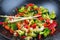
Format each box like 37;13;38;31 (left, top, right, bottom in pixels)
0;0;60;40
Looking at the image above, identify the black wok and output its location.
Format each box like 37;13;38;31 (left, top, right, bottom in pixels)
0;0;60;40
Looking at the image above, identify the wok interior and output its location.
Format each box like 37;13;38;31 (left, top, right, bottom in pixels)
0;0;60;40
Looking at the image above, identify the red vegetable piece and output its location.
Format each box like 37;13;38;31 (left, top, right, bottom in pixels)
9;29;14;34
48;24;53;30
46;19;50;23
24;25;29;29
27;3;34;7
31;23;37;29
43;23;48;27
38;17;44;21
52;20;57;28
51;28;56;35
47;20;57;30
24;20;29;24
21;36;26;39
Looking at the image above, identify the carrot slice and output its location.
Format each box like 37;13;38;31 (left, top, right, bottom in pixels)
17;22;21;30
4;25;10;30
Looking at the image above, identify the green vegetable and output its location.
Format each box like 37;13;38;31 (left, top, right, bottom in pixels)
29;19;34;25
42;13;50;19
4;18;9;22
42;9;49;13
27;6;31;11
25;36;32;40
11;23;17;30
43;28;50;37
39;31;44;35
35;19;41;23
24;12;34;17
40;6;45;11
35;19;43;27
33;28;40;34
8;23;11;28
29;9;34;13
33;5;38;9
49;11;56;19
28;32;37;37
34;10;38;14
18;6;25;12
16;30;24;36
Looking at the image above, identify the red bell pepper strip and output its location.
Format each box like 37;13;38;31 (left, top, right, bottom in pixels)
51;28;56;35
38;17;44;21
52;20;57;27
27;3;34;7
24;20;29;25
21;36;26;39
31;23;37;29
46;19;50;23
24;25;29;29
43;23;48;27
47;20;57;30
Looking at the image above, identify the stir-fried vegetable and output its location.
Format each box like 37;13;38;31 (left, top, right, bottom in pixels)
49;11;56;19
1;3;57;40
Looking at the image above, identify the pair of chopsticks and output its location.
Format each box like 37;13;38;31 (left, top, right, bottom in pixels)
0;15;41;23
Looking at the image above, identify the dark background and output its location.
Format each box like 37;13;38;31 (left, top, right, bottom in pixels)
0;0;60;40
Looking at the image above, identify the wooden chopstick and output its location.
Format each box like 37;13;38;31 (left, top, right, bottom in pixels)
0;15;41;23
0;15;22;19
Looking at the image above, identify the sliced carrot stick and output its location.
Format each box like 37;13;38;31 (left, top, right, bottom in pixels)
4;25;10;30
17;22;21;30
